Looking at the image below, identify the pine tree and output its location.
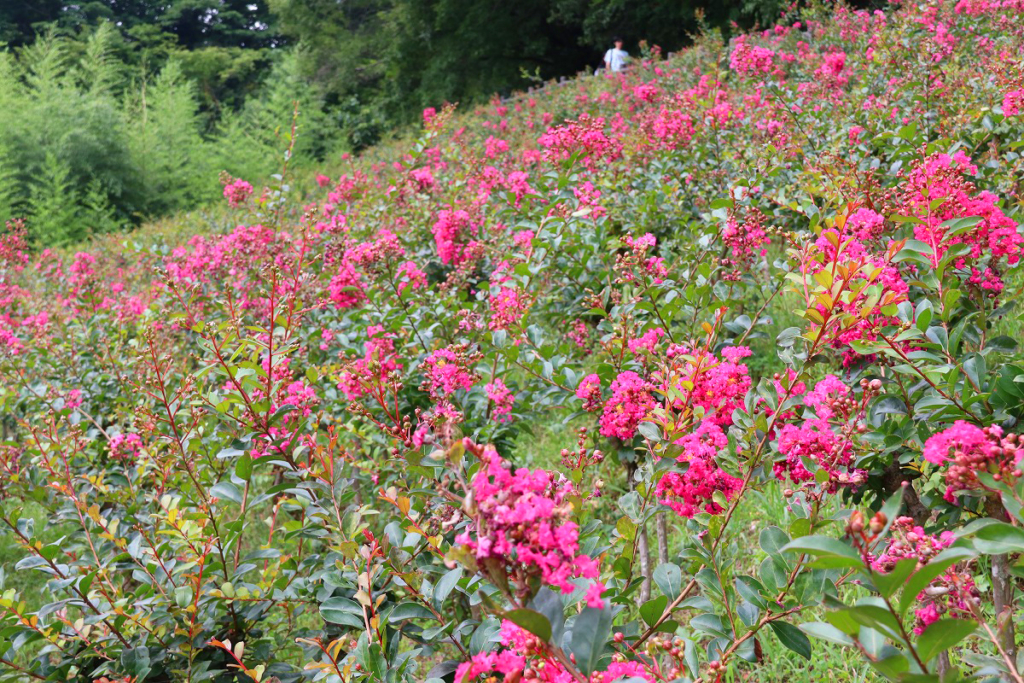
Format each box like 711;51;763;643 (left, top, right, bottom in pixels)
0;144;23;224
0;46;27;222
78;21;122;96
81;178;120;235
28;152;81;246
129;59;212;215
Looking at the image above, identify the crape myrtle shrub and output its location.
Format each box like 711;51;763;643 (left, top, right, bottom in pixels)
2;1;1024;681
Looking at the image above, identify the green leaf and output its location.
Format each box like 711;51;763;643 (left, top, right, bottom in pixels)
760;556;786;592
210;482;243;505
653;563;682;599
569;606;613;675
504;609;552;642
870;396;908;423
617;491;642;523
824;610;860;635
637;421;662;442
972;522;1024;554
798;621;853;646
431;567;463;610
769;620;812;659
737;601;759;628
470;617;501;654
780;535;864;568
871;558;917;598
987;335;1018;353
691;613;728;638
388;602;438;622
320;597;365;628
759;526;790;558
366;643;386;682
639;596;668;627
735;576;768;609
235;453;253;481
869;652;911;679
530;588;566;644
842;605;903;640
121;646;151;680
915;618;976;662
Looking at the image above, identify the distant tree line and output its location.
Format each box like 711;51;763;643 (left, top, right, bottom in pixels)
0;0;837;245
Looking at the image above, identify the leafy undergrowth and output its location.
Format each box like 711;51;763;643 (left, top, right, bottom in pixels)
2;2;1024;683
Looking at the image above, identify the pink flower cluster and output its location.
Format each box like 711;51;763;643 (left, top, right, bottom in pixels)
871;516;955;573
871;517;976;635
485;136;509;158
729;36;776;76
900;152;1022;292
923;421;1021;502
628;327;666;355
328;261;365;309
650;106;696;149
456;444;600;595
538;114;621;166
395;261;427;294
721;211;770;273
108;433;142;461
1004;89;1024;117
223;178;253;208
845;207;885;240
772;376;867;489
246;360;321;460
814;51;848;88
337;326;403;400
421;346;478;400
485;380;515;422
432;209;478;265
598;371;657;440
488;285;529;330
455;620;654;683
345;229;406;269
799;231;909;366
513;229;535;253
572;181;606;217
410;167;435;192
576;374;604;412
661;345;753;427
657;421;743;518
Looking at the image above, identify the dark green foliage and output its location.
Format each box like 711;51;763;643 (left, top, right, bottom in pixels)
271;0;808;146
0;26;304;246
27;152;81;245
128;59;213;216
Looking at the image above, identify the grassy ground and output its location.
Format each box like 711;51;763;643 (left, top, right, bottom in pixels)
723;482;881;682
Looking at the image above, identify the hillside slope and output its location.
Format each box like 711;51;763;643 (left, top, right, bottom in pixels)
1;1;1024;681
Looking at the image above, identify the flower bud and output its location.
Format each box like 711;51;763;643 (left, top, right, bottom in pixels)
869;512;886;535
848;510;865;534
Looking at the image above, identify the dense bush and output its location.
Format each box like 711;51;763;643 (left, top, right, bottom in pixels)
2;1;1024;682
0;26;317;247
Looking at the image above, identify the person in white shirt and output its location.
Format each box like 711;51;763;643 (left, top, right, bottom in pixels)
603;37;628;72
